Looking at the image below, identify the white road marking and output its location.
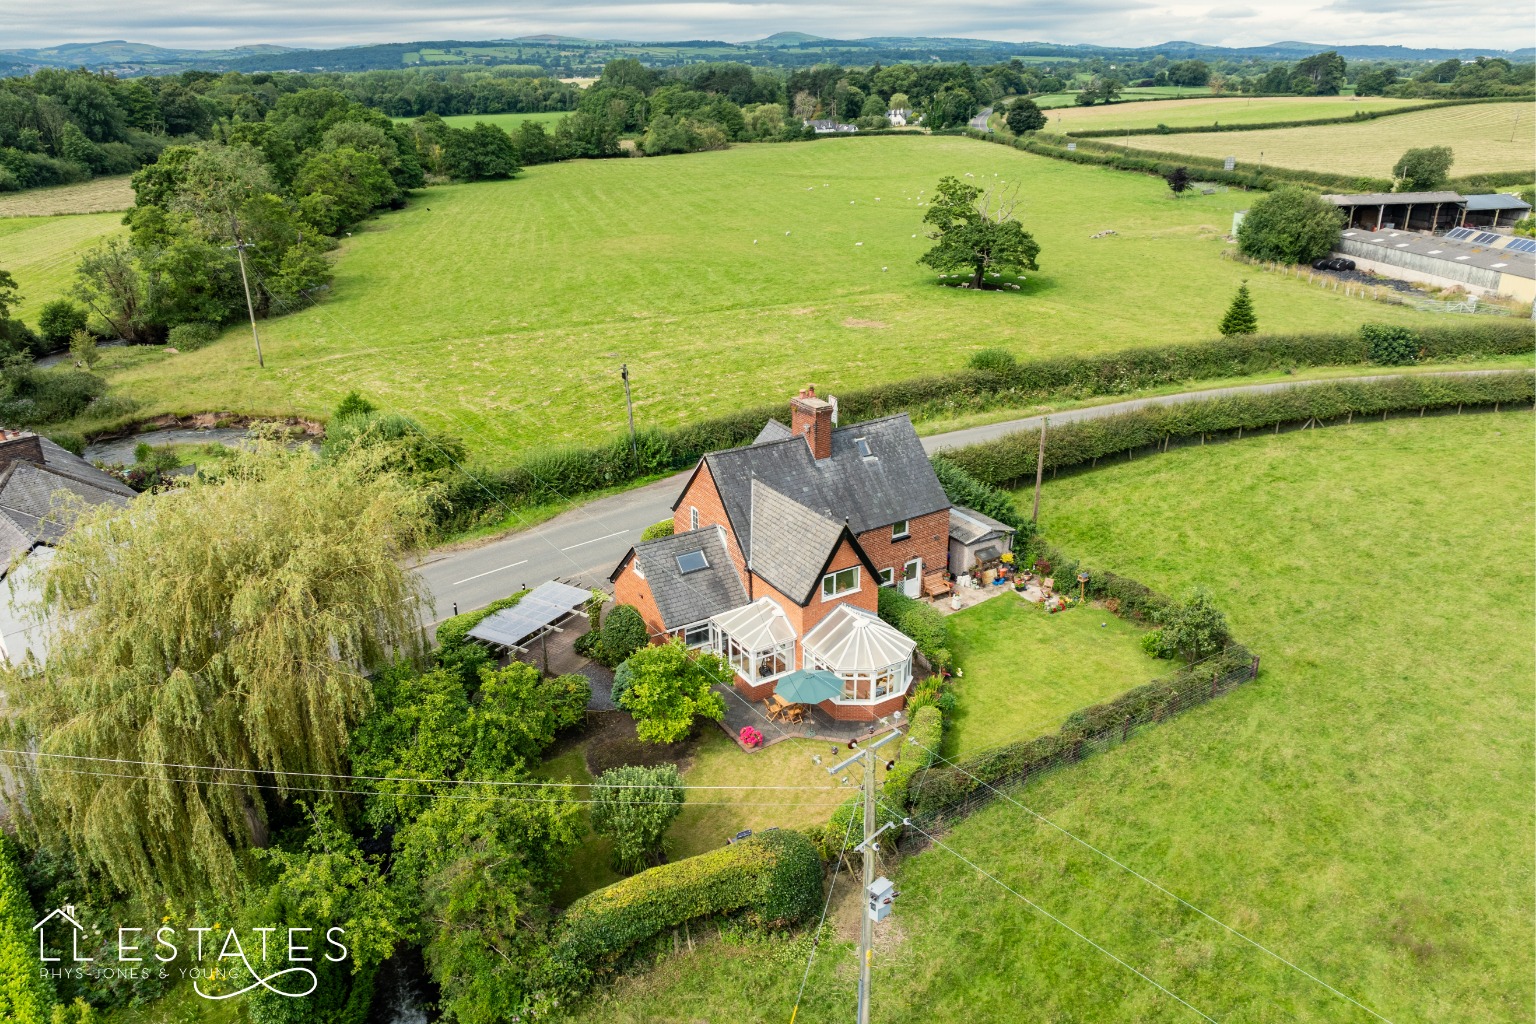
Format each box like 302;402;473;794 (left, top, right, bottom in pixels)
452;560;528;586
561;529;629;552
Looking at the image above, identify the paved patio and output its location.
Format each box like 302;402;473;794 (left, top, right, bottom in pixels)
714;683;908;751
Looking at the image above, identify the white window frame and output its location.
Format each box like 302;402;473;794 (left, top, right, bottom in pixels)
877;567;894;587
689;506;700;530
891;519;910;540
821;565;860;601
681;621;711;648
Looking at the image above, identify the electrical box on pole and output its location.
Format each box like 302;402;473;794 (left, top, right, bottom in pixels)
867;877;896;922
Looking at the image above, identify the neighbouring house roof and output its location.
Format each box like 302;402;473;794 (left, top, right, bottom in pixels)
0;438;136;572
748;479;848;602
618;526;748;631
693;413;949;561
1463;193;1533;212
711;596;795;651
802;604;915;673
948;505;1016;546
754;418;793;444
1323;191;1463;206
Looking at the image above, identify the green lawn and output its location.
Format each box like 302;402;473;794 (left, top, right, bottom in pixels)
562;409;1535;1022
0;211;124;323
62;135;1431;455
946;593;1164;757
391;110;570;132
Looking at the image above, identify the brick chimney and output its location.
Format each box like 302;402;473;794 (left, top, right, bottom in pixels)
790;385;834;461
0;430;44;471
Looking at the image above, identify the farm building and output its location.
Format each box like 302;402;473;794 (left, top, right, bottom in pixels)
1322;192;1533;232
1333;228;1536;302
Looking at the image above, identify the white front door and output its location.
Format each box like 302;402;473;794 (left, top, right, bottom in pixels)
902;558;922;598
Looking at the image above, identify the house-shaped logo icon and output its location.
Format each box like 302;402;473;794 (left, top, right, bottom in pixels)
33;904;94;963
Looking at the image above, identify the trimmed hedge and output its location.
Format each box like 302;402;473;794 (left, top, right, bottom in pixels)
550;829;822;987
0;831;54;1024
1063;97;1523;139
941;371;1536;488
436;324;1530;530
882;705;944;810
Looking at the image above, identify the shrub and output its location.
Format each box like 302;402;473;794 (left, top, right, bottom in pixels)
876;586;953;671
549;829;821;991
883;704;944;809
611;658;635;705
46;431;85;456
1363;323;1417;366
165;322;219;352
640;519;675;541
617;638;727;744
1139;628;1176;659
967;348;1018;373
0;831;55;1023
435;590;527;662
1237;186;1344;264
600;604;649;667
0;364;108;426
590;764;685;874
37;299;88;351
1161;588;1232;664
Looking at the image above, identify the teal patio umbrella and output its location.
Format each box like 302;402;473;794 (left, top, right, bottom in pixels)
775;669;843;705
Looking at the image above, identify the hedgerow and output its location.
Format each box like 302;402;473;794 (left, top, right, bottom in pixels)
436;323;1529;530
1061;97;1522;139
549;829;821;990
876;586;953;671
882;705;944;810
434;589;527;659
940;371;1535;488
0;831;54;1024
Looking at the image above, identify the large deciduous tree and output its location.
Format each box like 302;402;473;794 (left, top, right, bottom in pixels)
918;176;1042;290
1391;146;1454;192
1005;99;1046;134
616;639;727;744
3;441;432;905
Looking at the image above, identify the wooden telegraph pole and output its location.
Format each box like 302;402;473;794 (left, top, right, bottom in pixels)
621;364;638;472
227;216;264;368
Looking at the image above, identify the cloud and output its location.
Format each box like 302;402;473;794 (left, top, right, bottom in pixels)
0;0;1528;51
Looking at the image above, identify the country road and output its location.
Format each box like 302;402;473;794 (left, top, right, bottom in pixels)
412;370;1519;621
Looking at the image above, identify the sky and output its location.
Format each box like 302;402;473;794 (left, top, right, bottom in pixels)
1;0;1531;52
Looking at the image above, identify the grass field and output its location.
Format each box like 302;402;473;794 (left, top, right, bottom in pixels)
55;136;1430;454
1031;87;1215;109
0;175;135;217
566;408;1535;1023
1042;94;1420;131
1118;100;1535;178
946;594;1163;757
391;110;570;132
0;212;124;323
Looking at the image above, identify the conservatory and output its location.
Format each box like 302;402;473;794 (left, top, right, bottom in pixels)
710;598;797;688
800;605;916;705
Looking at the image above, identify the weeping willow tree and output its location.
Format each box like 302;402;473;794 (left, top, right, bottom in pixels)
4;439;433;905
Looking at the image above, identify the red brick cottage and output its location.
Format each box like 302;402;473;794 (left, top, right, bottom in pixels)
610;386;952;720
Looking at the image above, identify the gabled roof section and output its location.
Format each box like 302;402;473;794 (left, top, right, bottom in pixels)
949;505;1016;546
748;479;846;602
0;455;133;563
702;413;949;559
627;526;748;631
754;418;793;444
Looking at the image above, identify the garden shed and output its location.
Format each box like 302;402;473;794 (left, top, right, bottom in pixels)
948;505;1017;573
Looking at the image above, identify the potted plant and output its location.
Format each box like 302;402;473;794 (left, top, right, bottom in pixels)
739;725;763;749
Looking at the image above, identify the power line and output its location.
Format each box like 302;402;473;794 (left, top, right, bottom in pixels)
889;807;1220;1024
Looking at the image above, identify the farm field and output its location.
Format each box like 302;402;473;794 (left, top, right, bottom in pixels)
55;135;1431;454
567;409;1535;1023
391;110;570;131
945;594;1162;757
1117;100;1534;177
1031;86;1214;109
1042;94;1421;131
0;211;125;324
0;174;135;217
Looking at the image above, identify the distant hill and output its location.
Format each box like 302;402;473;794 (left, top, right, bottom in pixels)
0;33;1528;78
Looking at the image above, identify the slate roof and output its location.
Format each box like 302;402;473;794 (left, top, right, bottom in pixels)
619;526;748;631
0;439;135;572
754;418;793;444
693;413;950;563
948;505;1016;546
748;480;847;602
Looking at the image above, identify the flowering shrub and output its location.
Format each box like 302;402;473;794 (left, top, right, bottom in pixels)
739;726;762;747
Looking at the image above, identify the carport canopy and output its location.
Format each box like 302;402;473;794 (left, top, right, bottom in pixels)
467;580;593;651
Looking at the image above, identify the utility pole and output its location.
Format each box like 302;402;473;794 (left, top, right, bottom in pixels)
1031;417;1048;524
621;364;638;472
827;728;902;1024
227;216;264;368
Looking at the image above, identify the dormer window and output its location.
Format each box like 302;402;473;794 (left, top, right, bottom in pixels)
677;550;709;574
855;437;873;459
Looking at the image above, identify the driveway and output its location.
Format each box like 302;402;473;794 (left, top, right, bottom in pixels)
415;370;1512;620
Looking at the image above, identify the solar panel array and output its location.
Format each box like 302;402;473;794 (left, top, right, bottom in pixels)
1503;238;1536;254
467;579;593;649
1445;227;1474;240
1473;232;1501;245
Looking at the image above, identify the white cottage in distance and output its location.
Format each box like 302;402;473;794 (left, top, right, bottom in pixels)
887;108;909;126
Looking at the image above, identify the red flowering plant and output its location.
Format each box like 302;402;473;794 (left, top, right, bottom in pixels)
739;725;763;748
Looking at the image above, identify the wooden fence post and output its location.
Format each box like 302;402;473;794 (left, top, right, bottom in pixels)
1122;715;1131;743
